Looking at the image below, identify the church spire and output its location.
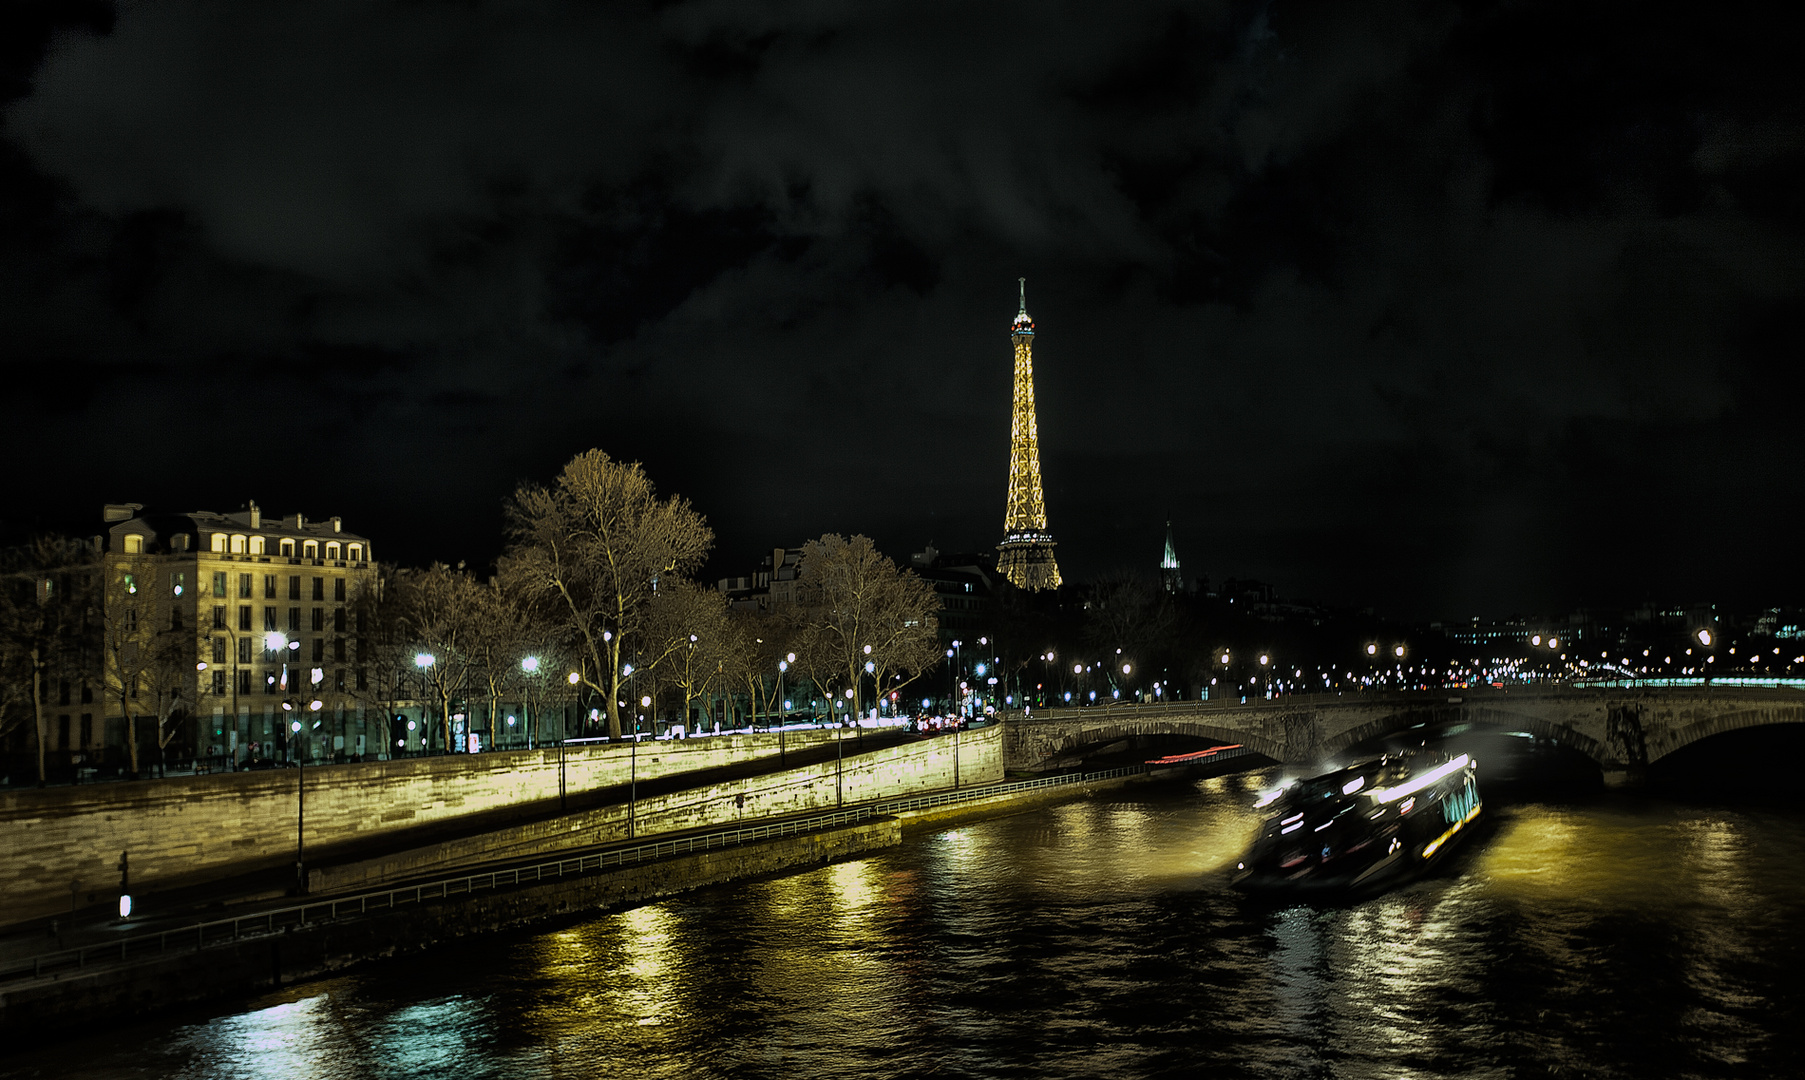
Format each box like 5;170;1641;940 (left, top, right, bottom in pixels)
1161;519;1183;593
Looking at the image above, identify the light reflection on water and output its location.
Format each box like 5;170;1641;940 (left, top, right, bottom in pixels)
6;772;1804;1079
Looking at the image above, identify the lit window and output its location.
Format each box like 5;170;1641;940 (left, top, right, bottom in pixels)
123;534;143;554
211;533;228;553
325;542;341;560
279;539;295;557
347;544;363;562
248;536;265;555
303;540;319;559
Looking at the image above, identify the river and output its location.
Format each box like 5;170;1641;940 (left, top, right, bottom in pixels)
4;760;1803;1079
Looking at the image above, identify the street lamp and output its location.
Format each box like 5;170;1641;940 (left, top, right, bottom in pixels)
414;653;435;754
561;670;579;811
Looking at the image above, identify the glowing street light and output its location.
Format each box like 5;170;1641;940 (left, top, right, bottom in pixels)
521;656;540;674
414;653;434;669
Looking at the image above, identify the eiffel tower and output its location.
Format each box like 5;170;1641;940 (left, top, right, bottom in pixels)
997;278;1062;591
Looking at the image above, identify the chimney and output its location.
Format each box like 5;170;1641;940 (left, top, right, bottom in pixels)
331;516;342;533
248;501;261;529
295;513;306;529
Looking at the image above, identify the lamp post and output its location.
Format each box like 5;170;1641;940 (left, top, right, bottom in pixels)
282;701;306;893
562;671;578;812
778;654;793;765
521;655;541;751
414;653;435;754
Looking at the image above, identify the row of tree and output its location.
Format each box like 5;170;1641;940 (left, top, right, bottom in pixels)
0;450;945;780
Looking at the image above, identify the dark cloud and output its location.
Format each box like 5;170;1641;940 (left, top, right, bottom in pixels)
1;0;1801;620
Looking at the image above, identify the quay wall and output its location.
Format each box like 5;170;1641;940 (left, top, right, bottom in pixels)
309;727;1005;893
0;728;898;927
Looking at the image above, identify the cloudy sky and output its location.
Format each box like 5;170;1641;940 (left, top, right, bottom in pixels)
2;0;1800;620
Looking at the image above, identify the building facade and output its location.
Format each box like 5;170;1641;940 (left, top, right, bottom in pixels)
92;501;379;770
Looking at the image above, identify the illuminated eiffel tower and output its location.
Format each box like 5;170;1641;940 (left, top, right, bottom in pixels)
997;278;1062;591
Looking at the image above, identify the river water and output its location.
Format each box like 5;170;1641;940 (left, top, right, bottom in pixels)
5;763;1804;1080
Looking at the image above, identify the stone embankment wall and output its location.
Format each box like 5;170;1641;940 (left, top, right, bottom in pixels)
0;818;902;1045
310;726;1003;892
0;727;973;927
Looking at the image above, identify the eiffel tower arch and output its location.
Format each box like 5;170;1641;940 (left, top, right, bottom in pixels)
997;278;1062;591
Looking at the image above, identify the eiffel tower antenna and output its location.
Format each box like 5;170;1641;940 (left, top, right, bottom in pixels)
997;279;1062;591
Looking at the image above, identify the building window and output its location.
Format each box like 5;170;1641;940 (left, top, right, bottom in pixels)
264;575;276;599
170;571;185;597
238;637;253;664
212;671;226;695
80;714;92;747
58;715;70;750
239;670;253;696
334;608;346;633
213;605;225;630
81;683;92;704
265;671;278;694
211;534;228;553
58;680;70;706
171;608;184;632
311;608;324;632
231;534;247;554
311;638;324;663
288;608;301;632
123;573;137;595
326;541;341;560
280;539;296;558
212;637;227;664
303;540;319;559
213;571;227;597
249;536;266;555
308;577;321;601
264;607;278;632
333;578;346;602
334;669;346;692
123;534;143;554
288;576;301;600
238;605;252;631
239;573;253;598
124;607;138;632
356;667;368;691
348;544;363;562
334;638;347;663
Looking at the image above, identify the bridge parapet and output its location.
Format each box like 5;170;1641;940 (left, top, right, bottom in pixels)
1002;686;1805;772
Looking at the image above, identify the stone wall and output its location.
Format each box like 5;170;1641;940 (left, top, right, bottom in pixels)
309;725;1004;892
0;726;926;927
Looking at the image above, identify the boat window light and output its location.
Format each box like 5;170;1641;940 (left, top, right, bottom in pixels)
1370;755;1469;803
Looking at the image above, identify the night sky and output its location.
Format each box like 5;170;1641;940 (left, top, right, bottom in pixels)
2;1;1800;621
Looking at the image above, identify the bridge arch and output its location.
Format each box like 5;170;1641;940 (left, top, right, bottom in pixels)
1031;717;1287;769
1322;704;1611;765
1644;701;1805;765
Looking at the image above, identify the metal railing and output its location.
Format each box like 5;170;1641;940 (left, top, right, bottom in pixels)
0;751;1258;985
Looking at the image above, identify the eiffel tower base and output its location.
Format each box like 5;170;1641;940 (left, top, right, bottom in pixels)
997;537;1062;591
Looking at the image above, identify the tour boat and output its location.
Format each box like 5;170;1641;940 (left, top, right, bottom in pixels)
1230;750;1481;896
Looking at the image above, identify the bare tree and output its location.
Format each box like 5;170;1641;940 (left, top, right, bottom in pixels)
100;559;190;778
394;563;481;753
0;538;99;784
507;449;713;740
796;535;941;726
645;579;735;733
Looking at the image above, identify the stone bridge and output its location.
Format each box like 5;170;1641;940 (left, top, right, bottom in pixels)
1001;686;1805;776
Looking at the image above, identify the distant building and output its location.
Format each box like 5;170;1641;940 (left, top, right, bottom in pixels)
89;501;379;769
717;547;804;611
909;545;997;646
